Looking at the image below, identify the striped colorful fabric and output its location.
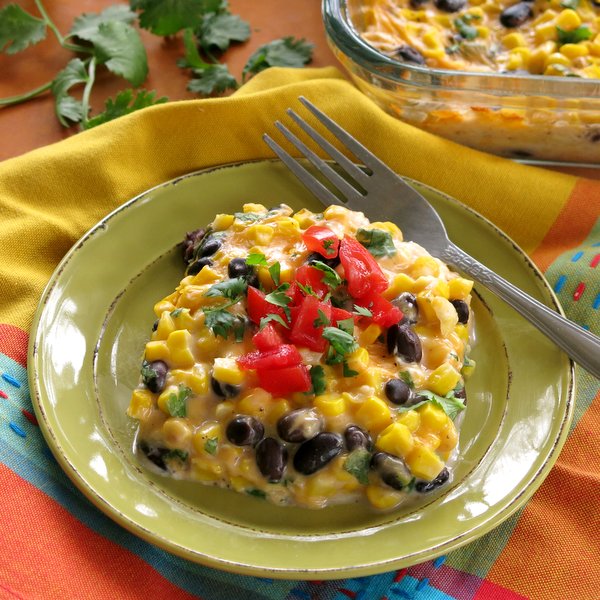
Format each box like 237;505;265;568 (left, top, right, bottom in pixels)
0;68;598;600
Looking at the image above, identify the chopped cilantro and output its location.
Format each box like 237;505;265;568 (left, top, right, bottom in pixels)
311;261;342;289
205;277;247;302
265;283;292;319
246;252;269;266
353;304;373;318
336;318;355;336
296;281;317;297
399;371;414;389
164;449;189;462
166;385;192;417
560;0;578;7
344;448;371;485
233;211;265;223
203;308;246;340
398;389;465;421
242;36;314;81
259;313;289;330
356;228;397;257
170;308;183;318
140;360;159;389
187;62;237;95
313;309;330;328
132;0;222;36
204;437;218;455
309;365;327;396
323;324;358;364
196;11;250;52
246;488;267;498
556;25;592;45
454;16;479;40
343;362;359;377
322;239;336;256
268;262;281;286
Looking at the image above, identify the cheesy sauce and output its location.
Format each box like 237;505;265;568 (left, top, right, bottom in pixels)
127;203;475;510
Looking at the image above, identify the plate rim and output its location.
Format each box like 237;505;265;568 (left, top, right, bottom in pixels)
27;159;575;578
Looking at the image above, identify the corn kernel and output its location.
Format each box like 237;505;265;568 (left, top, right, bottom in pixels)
545;52;571;68
237;388;272;417
438;419;458;453
157;385;177;414
127;389;154;419
144;340;170;363
560;43;589;58
192;421;222;455
422;30;443;49
430;279;450;299
556;8;581;29
432;296;459;337
506;53;524;71
370;221;403;239
427;363;461;396
155;311;175;340
243;203;267;213
383;273;415;299
406;442;444;481
376;422;415;458
462;357;476;379
355;396;393;433
212;213;235;231
455;323;469;343
366;484;405;510
293;208;320;228
153;298;176;316
359;324;382;346
167;329;195;368
476;26;490;39
448;277;473;300
190;266;220;285
417;403;448;432
534;21;559;44
275;217;301;237
267;398;291;425
171;308;195;332
416;293;437;324
248;224;274;244
502;32;527;49
323;205;348;221
410;256;440;278
314;394;347;417
529;41;558;74
346;347;370;373
412;276;436;293
191;458;224;482
258;266;275;290
213;357;245;385
162;417;192;447
196;330;220;356
170;364;208;395
396;409;421;432
420;432;441;450
215;400;235;421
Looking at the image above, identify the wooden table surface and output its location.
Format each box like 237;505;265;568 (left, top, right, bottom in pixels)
0;0;597;179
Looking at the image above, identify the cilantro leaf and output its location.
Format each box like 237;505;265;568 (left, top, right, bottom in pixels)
556;25;592;45
309;365;326;396
69;5;137;41
343;362;359;377
84;88;167;129
399;371;414;389
233;211;265;222
197;12;250;52
0;5;46;55
259;313;289;329
313;309;330;328
265;283;292;318
246;488;266;498
170;308;183;318
296;281;317;297
51;58;89;126
353;304;373;318
344;448;371;485
322;325;358;362
398;389;465;420
204;437;218;455
311;261;342;289
560;0;579;7
269;262;281;286
356;228;396;257
205;277;247;302
188;63;237;94
166;385;192;417
203;308;245;339
164;448;189;462
243;36;314;80
247;252;268;266
88;21;148;86
132;0;221;36
336;317;355;336
454;16;478;40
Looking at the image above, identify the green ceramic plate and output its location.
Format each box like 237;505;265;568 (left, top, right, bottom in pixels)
29;160;574;579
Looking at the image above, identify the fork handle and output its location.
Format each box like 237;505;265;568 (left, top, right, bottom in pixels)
441;242;600;379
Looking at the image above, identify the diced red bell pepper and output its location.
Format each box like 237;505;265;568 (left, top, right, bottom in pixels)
302;225;340;258
246;286;286;325
252;323;286;351
355;293;403;328
257;364;311;395
331;306;355;325
339;236;388;299
295;264;330;299
289;295;332;352
237;344;302;370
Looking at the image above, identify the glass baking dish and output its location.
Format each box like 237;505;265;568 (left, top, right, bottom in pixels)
322;0;600;167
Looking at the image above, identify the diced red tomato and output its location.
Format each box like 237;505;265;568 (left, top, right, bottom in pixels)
252;323;285;351
295;264;330;299
330;306;355;325
284;281;302;307
246;287;286;325
302;225;339;258
237;344;302;370
289;295;332;352
257;364;311;395
355;294;403;328
339;236;388;299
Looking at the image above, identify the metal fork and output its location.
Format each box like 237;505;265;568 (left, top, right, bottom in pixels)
264;96;600;379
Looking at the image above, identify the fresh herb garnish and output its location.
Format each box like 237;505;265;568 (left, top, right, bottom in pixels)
170;308;183;318
268;262;281;286
399;371;415;389
556;25;592;45
246;252;269;266
296;281;317;297
356;228;397;257
560;0;579;8
311;260;342;289
164;448;189;463
343;362;359;377
353;304;373;318
85;88;167;128
233;211;265;223
205;277;247;302
323;323;358;365
166;385;192;417
313;309;330;328
344;448;371;485
336;317;355;336
259;313;289;330
140;360;159;389
196;10;250;52
246;488;267;498
264;283;292;319
203;308;246;340
242;36;313;81
398;389;465;420
454;16;479;40
204;437;218;455
309;365;327;396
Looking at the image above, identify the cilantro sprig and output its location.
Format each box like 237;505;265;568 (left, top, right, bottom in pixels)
356;228;397;257
322;319;358;365
311;261;342;289
399;388;466;421
166;385;192;417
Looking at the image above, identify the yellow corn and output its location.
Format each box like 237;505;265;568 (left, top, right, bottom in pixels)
167;329;195;369
545;52;571;68
438;419;458;453
355;396;393;434
346;347;370;373
215;400;235;421
170;364;208;395
448;277;473;300
127;389;154;420
275;217;301;237
502;32;527;49
383;273;415;299
534;21;559;44
376;422;415;458
196;329;220;356
144;340;170;363
359;323;383;346
191;458;224;482
396;409;421;432
243;203;268;213
154;311;175;340
370;221;403;239
432;296;459;337
212;213;235;231
555;8;581;29
406;442;444;481
191;266;220;286
153;297;176;316
410;256;441;278
213;357;245;385
237;388;272;417
192;421;222;455
427;363;461;396
162;418;192;447
417;402;448;432
366;484;405;510
267;398;291;425
560;43;589;58
314;394;347;417
293;208;320;228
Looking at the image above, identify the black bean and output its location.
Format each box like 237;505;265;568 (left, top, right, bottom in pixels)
384;378;412;405
387;322;400;354
211;376;241;399
256;437;288;482
141;360;168;393
307;251;341;269
293;432;343;475
139;442;168;470
199;237;221;258
395;325;423;363
182;228;206;263
500;2;533;28
226;415;264;446
246;272;260;289
395;45;426;65
410;0;428;7
344;425;373;452
152;319;159;332
391;292;419;325
415;467;450;493
450;299;470;324
187;257;213;276
371;452;413;490
277;409;323;443
228;257;250;279
434;0;466;12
